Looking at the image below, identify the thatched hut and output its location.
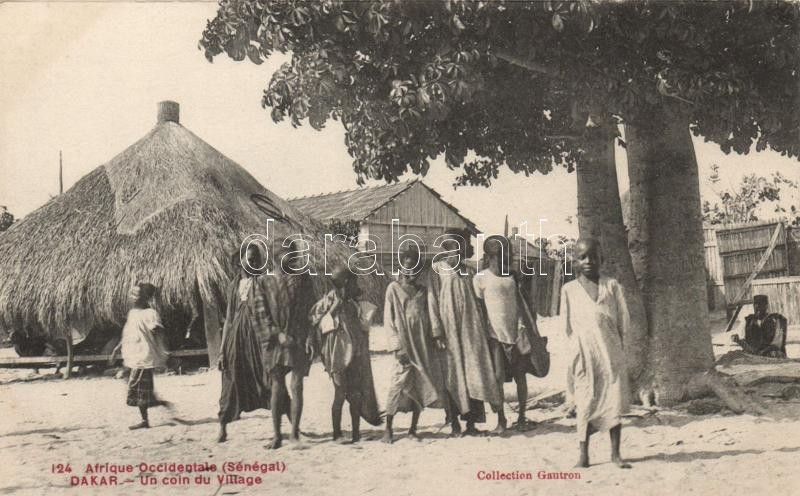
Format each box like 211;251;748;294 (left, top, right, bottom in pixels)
0;101;389;358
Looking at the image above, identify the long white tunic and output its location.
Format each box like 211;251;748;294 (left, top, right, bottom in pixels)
560;277;630;439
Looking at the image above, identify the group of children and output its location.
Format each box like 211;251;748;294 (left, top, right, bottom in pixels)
114;233;633;468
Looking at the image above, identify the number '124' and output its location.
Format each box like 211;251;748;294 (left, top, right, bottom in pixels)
51;464;72;473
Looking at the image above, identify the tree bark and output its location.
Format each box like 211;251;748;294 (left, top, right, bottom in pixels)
575;134;650;398
625;104;715;406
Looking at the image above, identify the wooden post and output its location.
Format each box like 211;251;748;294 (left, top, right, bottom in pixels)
64;332;73;379
551;259;563;317
59;150;63;194
203;300;222;369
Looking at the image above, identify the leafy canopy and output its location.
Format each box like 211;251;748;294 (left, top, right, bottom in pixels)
702;164;799;226
324;219;361;244
200;0;799;186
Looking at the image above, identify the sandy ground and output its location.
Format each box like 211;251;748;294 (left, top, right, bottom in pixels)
1;316;800;496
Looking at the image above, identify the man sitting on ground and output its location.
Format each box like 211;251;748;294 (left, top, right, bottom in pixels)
732;295;788;358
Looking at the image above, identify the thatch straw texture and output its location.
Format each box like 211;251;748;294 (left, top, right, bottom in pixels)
0;118;389;338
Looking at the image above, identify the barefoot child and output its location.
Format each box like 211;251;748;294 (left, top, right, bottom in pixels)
264;243;317;449
382;247;447;443
560;238;631;468
310;265;382;443
110;283;171;430
474;235;542;432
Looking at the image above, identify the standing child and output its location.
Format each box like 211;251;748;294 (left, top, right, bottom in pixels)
382;247;448;443
560;238;631;468
263;242;317;449
309;265;382;443
474;235;542;433
110;283;171;430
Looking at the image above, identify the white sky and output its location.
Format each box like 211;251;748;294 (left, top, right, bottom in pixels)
1;3;797;238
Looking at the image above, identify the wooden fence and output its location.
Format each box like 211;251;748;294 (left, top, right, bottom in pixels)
788;226;800;275
704;220;799;312
516;257;573;318
751;276;800;326
703;227;726;310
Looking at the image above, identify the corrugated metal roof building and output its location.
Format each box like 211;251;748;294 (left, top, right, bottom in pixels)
290;181;568;317
289;179;478;271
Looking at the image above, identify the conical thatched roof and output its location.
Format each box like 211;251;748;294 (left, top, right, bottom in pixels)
0;102;389;337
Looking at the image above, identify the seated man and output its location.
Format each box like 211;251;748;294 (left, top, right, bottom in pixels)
732;295;788;358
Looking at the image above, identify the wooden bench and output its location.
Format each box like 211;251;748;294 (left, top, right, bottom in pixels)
0;348;209;369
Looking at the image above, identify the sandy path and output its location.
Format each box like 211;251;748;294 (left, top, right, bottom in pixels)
1;318;799;496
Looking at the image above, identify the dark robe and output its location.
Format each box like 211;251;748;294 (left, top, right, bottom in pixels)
743;313;788;357
217;274;289;423
262;270;315;376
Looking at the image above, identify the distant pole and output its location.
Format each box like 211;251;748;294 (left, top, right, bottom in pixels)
59;150;63;194
503;214;509;237
64;333;73;379
58;151;74;378
61;150;71;378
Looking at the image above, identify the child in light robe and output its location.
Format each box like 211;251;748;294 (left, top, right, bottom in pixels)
110;283;171;430
310;265;382;443
560;238;631;468
474;235;542;433
382;247;447;443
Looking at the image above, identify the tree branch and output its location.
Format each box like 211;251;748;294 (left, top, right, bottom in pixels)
493;50;560;77
546;134;582;140
496;48;700;114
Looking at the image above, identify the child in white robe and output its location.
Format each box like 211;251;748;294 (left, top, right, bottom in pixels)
560;238;631;468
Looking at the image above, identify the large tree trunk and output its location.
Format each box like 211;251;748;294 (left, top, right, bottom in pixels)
625;105;715;406
575;134;650;393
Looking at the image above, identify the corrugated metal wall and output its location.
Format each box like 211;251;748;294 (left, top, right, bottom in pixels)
363;183;472;270
370;182;468;228
361;183;569;316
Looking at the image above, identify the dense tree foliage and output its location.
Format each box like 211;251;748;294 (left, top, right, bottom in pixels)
702;164;799;225
200;0;799;187
200;0;798;407
324;219;361;244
